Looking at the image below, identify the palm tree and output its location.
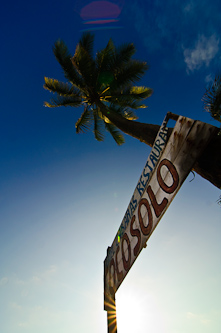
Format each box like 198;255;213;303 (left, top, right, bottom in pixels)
44;33;221;190
44;32;159;146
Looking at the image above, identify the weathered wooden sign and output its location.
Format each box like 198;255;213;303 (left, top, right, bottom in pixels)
104;114;217;309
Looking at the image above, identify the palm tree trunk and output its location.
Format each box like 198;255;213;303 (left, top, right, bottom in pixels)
98;100;163;146
99;102;221;190
192;134;221;189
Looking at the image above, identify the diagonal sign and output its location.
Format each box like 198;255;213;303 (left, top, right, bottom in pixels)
104;114;218;309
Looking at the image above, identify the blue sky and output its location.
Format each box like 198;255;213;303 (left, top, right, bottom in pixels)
1;0;221;332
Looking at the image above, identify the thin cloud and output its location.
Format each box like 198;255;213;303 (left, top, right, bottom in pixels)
183;35;219;72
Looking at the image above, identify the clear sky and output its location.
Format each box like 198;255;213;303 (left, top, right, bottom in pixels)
1;0;221;332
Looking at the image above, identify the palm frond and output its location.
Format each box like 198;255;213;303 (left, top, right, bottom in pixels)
44;95;82;108
103;85;153;101
105;86;152;107
104;122;125;145
53;40;84;89
44;77;81;97
79;32;94;59
108;104;138;120
114;60;149;88
72;43;96;86
130;86;153;99
107;97;147;109
126;101;147;109
96;39;116;90
93;112;105;141
202;75;221;123
96;39;115;71
75;106;92;133
114;43;136;70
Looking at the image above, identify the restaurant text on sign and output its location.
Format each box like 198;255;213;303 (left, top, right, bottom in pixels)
108;158;179;294
105;119;169;269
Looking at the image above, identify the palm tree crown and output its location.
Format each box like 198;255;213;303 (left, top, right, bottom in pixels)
44;33;152;145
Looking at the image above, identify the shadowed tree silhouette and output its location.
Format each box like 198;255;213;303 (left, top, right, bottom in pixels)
202;74;221;202
202;74;221;124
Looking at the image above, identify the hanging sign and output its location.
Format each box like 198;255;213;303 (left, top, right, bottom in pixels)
104;114;217;309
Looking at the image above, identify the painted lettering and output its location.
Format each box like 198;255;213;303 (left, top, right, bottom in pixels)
137;174;148;196
130;215;141;257
144;160;153;174
147;185;168;217
154;139;165;151
138;198;153;236
157;159;179;194
140;174;147;188
129;201;136;216
123;213;129;226
159;130;167;142
142;170;150;183
126;209;131;223
132;195;137;208
152;148;161;158
121;233;131;271
115;246;123;283
137;179;144;195
149;153;158;168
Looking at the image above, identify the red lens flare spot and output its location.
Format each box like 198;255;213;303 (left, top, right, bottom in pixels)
80;1;121;20
75;0;124;27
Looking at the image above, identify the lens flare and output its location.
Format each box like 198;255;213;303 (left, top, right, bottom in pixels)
104;292;118;332
75;0;124;30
